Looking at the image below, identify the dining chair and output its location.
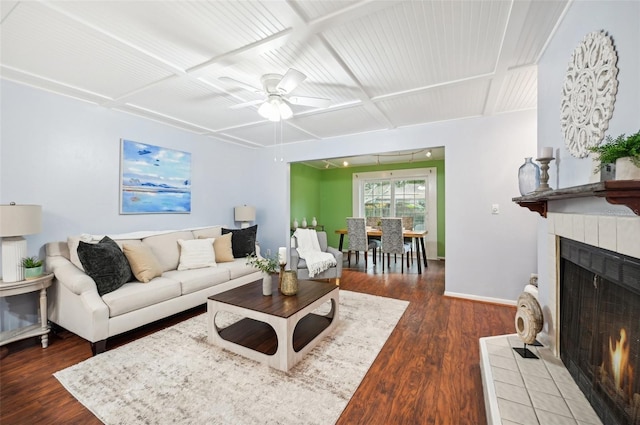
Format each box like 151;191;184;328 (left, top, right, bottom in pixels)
346;217;379;268
366;216;381;228
401;216;415;264
381;218;411;273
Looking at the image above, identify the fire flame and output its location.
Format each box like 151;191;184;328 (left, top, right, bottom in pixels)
608;328;633;397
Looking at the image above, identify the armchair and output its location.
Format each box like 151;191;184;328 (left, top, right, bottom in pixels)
290;231;342;285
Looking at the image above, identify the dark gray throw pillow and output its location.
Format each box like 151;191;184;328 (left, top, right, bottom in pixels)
221;225;258;258
77;236;133;296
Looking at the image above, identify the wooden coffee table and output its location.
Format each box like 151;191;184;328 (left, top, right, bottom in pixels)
207;279;339;372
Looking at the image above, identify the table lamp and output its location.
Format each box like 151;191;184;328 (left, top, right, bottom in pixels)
234;205;256;229
0;203;42;282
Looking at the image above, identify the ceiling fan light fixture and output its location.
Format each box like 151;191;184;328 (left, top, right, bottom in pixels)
258;95;292;122
278;101;292;120
258;98;280;122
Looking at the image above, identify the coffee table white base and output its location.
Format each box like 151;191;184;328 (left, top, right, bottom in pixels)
207;288;339;372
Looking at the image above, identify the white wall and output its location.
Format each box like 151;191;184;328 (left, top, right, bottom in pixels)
281;110;539;303
538;1;640;189
536;1;640;344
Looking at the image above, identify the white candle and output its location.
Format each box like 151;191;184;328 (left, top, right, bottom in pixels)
539;147;553;159
278;247;287;265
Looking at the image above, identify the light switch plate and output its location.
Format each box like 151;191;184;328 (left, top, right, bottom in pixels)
491;204;499;214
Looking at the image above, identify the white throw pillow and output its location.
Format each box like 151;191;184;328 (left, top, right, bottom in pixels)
177;238;216;270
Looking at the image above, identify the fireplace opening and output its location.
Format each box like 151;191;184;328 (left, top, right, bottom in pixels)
560;238;640;425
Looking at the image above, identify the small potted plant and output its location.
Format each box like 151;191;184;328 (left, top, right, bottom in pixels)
589;130;640;180
246;253;279;296
22;256;44;280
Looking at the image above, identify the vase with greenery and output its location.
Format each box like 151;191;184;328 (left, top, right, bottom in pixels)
589;130;640;179
22;256;44;280
246;253;279;295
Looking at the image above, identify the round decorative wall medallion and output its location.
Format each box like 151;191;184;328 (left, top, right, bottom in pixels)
560;30;618;158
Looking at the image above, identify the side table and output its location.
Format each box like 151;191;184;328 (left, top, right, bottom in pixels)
0;273;54;348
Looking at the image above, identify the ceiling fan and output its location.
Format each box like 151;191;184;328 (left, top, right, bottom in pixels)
220;68;331;122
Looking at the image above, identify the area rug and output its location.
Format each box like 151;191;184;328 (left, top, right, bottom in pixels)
54;290;408;425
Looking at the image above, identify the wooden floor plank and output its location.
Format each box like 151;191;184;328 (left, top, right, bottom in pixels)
1;259;515;424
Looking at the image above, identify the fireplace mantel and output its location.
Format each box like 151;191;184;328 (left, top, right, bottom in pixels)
512;180;640;217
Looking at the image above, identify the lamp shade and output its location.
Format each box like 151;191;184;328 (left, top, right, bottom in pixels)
0;204;42;237
234;205;256;222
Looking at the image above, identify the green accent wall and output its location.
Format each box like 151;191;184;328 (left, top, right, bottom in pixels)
290;163;322;228
290;160;445;257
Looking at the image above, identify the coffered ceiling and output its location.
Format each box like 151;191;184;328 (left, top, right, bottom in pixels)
0;1;569;150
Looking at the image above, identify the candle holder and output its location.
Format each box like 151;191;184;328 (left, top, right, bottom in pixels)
534;157;555;192
279;263;286;289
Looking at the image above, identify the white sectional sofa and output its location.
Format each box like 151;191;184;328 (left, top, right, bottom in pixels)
46;225;262;354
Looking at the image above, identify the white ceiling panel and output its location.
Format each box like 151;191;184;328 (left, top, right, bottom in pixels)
511;1;569;67
221;120;316;147
377;80;491;126
0;2;174;98
323;1;510;97
290;0;362;21
0;0;571;163
291;105;388;139
47;1;293;71
494;68;537;113
114;103;212;135
124;77;266;131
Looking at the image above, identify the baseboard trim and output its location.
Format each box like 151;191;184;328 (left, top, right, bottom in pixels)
443;291;516;306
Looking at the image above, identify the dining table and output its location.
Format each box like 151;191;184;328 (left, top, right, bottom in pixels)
334;228;428;274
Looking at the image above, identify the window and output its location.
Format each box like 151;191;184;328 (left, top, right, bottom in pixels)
352;169;436;244
363;179;426;230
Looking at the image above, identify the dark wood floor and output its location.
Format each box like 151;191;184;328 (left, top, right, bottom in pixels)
0;259;515;424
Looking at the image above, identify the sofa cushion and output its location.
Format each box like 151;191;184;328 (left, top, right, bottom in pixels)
164;267;231;295
101;277;182;317
177;238;216;270
220;258;263;280
191;225;223;239
222;225;258;258
123;243;163;283
77;236;133;296
142;231;194;272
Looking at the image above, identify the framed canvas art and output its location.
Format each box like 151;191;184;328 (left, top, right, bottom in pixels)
120;139;191;214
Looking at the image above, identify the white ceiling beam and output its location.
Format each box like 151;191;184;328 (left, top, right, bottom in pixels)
371;73;495;103
482;0;532;116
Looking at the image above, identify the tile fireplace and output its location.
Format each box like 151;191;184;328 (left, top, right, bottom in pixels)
481;182;640;424
560;237;640;425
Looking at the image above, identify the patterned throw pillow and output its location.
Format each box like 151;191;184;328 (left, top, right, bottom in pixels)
77;236;133;296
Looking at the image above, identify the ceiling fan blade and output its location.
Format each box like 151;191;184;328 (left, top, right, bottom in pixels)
229;99;264;110
276;68;306;94
219;76;262;94
286;95;331;108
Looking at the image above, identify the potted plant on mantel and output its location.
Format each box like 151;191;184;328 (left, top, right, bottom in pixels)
589;130;640;180
22;256;44;280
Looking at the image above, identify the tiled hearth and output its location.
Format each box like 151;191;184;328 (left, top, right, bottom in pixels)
480;334;602;425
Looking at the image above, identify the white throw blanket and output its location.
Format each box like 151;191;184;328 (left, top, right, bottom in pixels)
293;229;337;278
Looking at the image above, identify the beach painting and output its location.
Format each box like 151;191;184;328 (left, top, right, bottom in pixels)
120;139;191;214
